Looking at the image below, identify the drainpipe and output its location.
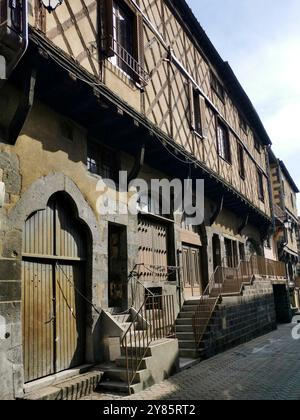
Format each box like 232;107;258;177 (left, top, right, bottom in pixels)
5;0;29;79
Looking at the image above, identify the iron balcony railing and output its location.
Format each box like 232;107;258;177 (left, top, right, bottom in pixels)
110;37;149;85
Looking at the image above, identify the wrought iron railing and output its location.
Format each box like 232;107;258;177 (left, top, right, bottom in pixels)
110;38;149;84
122;293;176;393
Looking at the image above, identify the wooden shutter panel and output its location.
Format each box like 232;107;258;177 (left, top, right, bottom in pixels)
105;0;114;57
189;82;195;131
199;96;208;138
135;13;145;77
35;0;46;33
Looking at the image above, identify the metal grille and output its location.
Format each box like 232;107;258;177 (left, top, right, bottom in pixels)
111;37;148;84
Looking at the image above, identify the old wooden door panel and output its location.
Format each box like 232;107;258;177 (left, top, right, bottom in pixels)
22;261;54;383
182;245;202;298
55;263;85;373
22;194;87;383
55;200;86;260
23;201;55;257
138;217;168;282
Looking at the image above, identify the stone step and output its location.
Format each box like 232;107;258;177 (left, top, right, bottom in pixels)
24;369;103;400
184;299;201;306
178;311;212;319
176;318;193;325
99;364;150;384
98;380;142;395
175;324;194;332
176;331;195;341
115;356;151;370
179;348;200;358
178;340;197;349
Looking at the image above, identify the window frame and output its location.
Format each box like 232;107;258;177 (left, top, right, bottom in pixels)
104;0;145;84
254;137;261;154
239;114;248;134
257;169;265;202
211;71;225;102
237;142;245;180
216;118;231;164
87;141;119;182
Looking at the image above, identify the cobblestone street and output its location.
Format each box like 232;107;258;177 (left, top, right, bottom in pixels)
87;324;300;401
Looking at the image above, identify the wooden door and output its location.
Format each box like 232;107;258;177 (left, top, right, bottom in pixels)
137;217;168;283
182;245;203;298
22;194;86;383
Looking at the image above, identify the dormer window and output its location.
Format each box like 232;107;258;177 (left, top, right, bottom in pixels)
211;72;225;102
254;137;261;153
239;114;247;133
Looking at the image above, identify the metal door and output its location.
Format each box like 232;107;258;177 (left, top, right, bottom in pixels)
137;217;168;282
182;245;203;298
22;195;86;383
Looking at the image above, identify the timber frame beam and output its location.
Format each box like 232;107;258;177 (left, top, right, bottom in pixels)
7;65;37;144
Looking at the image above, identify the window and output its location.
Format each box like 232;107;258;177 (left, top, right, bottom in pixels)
282;181;286;198
254;137;261;153
193;89;202;134
60;121;73;141
105;0;146;83
237;143;245;179
87;142;118;181
211;72;225;101
217;120;231;163
291;193;295;209
257;170;264;202
189;84;207;138
111;0;134;76
239;114;247;133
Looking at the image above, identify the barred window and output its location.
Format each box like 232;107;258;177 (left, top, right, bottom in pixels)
87;142;118;181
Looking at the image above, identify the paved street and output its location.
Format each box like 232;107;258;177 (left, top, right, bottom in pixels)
87;324;300;401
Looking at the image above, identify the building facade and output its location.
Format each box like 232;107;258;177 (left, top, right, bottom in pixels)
267;152;299;307
0;0;293;399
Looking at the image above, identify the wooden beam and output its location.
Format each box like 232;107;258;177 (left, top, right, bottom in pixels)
7;66;37;144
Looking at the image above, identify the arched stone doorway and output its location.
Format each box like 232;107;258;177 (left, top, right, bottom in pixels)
22;193;88;383
7;173;102;392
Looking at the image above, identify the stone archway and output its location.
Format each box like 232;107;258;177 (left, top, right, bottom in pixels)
6;173;102;394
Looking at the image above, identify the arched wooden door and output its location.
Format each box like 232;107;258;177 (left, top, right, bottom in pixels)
22;194;87;383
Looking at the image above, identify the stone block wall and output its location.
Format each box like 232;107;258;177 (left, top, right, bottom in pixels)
203;278;278;359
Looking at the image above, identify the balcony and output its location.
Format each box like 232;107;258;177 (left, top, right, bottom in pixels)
110;38;149;85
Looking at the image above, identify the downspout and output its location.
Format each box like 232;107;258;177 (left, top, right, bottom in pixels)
6;0;29;78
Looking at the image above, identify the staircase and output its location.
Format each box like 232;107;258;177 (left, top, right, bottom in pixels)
98;342;158;395
176;298;220;361
98;292;178;395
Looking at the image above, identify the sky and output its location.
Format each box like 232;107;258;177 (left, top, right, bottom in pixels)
186;0;300;208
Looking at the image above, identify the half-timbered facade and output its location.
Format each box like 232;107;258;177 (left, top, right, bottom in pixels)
0;0;292;399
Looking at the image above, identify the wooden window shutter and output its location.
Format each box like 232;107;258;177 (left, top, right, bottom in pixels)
104;0;114;57
189;82;195;131
35;0;46;33
199;96;208;139
135;14;144;67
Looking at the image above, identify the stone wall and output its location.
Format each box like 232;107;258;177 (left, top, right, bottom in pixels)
203;278;279;359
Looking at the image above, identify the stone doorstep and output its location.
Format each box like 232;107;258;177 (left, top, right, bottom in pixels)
23;368;104;401
23;364;94;394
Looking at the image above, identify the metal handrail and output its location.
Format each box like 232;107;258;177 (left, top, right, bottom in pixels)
193;254;287;348
122;293;176;394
